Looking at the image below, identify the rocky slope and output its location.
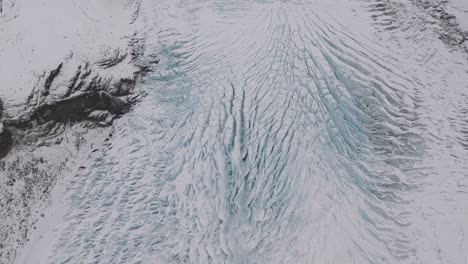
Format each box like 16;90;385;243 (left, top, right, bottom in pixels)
0;0;157;262
365;0;468;52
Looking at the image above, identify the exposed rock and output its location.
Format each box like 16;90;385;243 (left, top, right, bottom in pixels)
415;0;468;49
6;91;129;130
97;48;127;69
0;98;12;159
368;0;468;53
42;63;62;97
99;91;129;114
0;123;12;159
0;39;158;157
88;110;114;125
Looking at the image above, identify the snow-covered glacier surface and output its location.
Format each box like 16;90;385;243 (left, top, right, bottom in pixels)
14;0;468;263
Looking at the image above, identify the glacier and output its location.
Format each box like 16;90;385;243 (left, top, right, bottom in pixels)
1;0;468;263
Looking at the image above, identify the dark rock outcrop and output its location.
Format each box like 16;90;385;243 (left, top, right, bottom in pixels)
0;97;3;119
5;91;129;130
368;0;468;53
0;47;157;160
0;124;12;159
0;98;12;159
42;63;62;97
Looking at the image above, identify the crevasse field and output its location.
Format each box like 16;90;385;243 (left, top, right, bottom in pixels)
7;0;468;263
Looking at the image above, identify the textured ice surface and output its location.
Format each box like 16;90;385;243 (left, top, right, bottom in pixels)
16;0;468;263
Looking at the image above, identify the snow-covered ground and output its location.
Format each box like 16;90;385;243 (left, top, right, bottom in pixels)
448;0;468;32
1;0;468;263
0;0;148;118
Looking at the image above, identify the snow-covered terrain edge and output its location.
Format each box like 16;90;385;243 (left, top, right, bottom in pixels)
0;0;157;262
365;0;468;52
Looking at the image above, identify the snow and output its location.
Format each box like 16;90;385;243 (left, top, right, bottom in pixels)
448;0;468;32
15;141;100;264
2;0;468;263
0;0;141;117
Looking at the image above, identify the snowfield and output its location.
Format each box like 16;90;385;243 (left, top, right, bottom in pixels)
1;0;468;263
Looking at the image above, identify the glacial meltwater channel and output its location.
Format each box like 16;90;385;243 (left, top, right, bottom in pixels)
18;1;468;263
